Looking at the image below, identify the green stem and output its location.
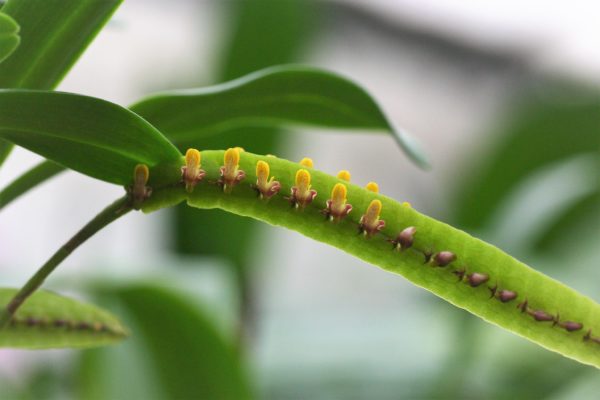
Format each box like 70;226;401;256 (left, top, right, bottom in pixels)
0;160;65;210
0;196;131;328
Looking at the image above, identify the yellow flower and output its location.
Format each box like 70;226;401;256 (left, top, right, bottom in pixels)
181;148;205;192
359;199;385;237
131;164;151;209
299;157;313;168
255;160;281;199
289;169;317;209
219;147;246;193
336;170;351;181
365;182;379;193
323;183;352;221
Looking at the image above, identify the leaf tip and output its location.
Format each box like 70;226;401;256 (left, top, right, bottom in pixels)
389;125;430;170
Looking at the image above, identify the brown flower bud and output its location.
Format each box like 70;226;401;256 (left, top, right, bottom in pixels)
467;272;489;287
560;321;583;332
390;226;416;250
531;310;554;322
497;289;517;303
432;251;456;267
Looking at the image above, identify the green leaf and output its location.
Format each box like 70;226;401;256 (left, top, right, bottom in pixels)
454;86;600;230
0;12;19;63
0;288;127;349
0;160;64;210
130;65;428;168
0;139;11;165
0;0;122;89
219;0;315;81
0;90;182;186
142;150;600;369
0;0;122;171
534;190;600;253
78;284;252;400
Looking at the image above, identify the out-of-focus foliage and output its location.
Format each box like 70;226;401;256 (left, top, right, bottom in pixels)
534;190;599;253
455;84;599;234
78;284;251;400
0;160;63;210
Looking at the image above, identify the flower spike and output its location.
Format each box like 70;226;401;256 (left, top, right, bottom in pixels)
365;182;379;193
255;160;281;199
337;170;351;181
181;148;206;193
219;147;246;193
130;164;152;209
359;199;385;237
288;169;317;209
323;183;352;221
299;157;314;168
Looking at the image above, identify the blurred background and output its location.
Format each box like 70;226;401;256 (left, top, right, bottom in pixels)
0;0;598;398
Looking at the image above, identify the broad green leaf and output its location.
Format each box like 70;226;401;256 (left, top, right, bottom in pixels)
0;288;127;349
0;12;19;63
0;0;121;89
454;87;600;230
0;90;182;186
78;284;252;400
0;0;122;170
130;65;428;168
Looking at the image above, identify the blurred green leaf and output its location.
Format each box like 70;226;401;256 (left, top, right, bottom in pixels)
533;190;600;253
0;288;127;349
220;0;314;81
0;90;182;185
0;160;64;210
79;284;252;400
454;87;600;230
0;12;19;63
77;298;166;400
132;65;427;167
0;0;121;89
0;138;11;165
